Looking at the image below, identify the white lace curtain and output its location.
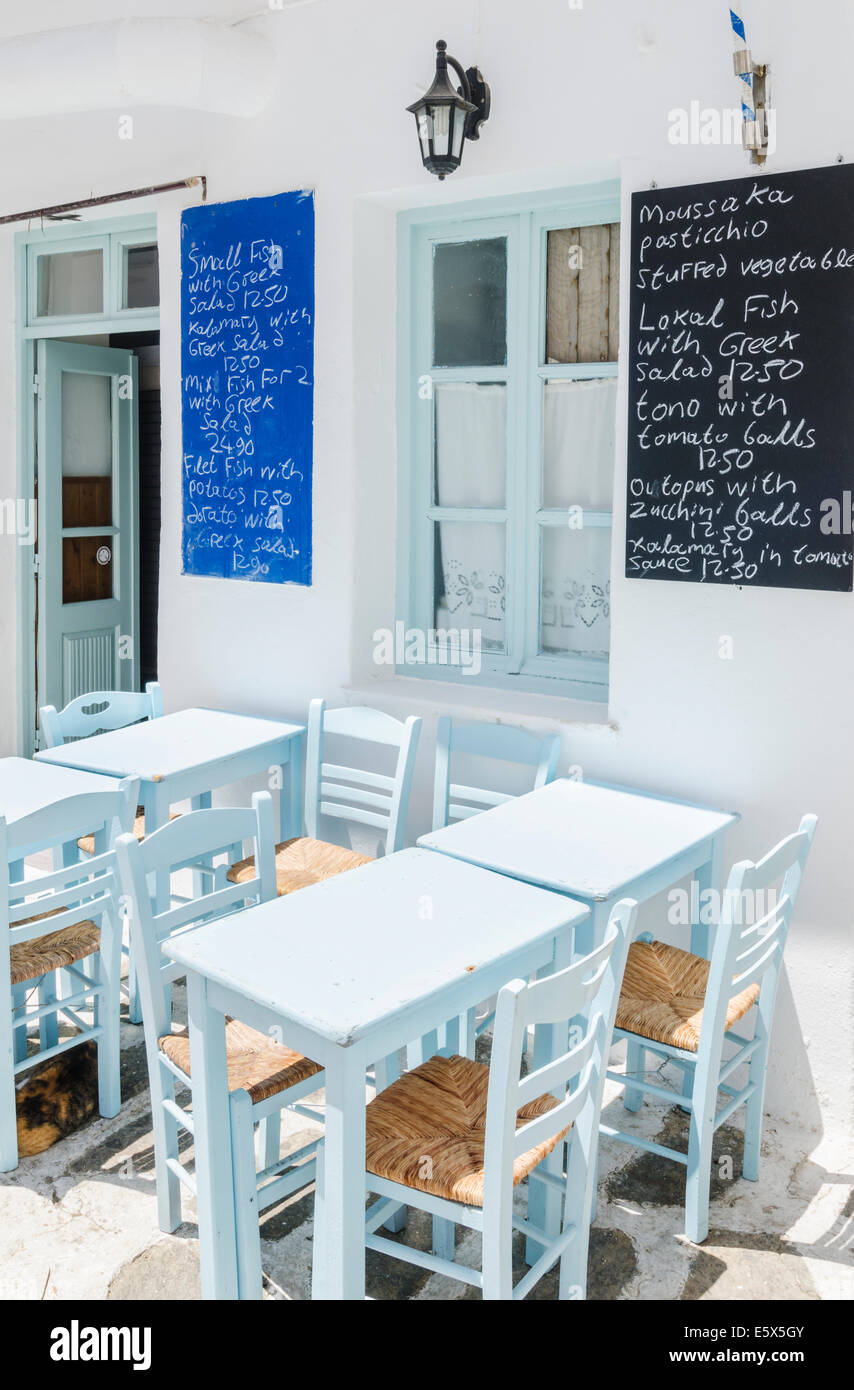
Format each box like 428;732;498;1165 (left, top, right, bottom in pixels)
434;377;616;657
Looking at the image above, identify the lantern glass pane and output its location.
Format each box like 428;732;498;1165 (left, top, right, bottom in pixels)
451;107;466;158
416;108;433;157
432;103;451;156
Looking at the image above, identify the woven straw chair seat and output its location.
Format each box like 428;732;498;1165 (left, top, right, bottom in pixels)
615;940;760;1053
77;807;180;855
227;836;372;897
365;1053;568;1206
10;919;100;987
159;1017;322;1104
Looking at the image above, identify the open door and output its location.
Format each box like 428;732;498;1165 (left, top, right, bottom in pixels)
36;340;139;729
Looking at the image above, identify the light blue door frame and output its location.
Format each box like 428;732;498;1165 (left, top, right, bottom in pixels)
37;340;139;720
14;212;159;756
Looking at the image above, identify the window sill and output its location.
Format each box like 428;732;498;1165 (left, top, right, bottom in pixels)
344;671;618;734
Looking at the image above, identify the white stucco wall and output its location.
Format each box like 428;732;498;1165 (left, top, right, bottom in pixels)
0;0;850;1136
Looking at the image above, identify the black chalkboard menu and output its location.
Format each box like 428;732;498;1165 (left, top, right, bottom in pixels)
626;164;854;591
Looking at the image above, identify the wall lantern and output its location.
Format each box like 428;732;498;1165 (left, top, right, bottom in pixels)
407;40;491;180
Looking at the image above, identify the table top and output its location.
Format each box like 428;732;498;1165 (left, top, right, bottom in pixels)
164;847;589;1047
418;778;739;902
0;756;119;824
34;708;304;783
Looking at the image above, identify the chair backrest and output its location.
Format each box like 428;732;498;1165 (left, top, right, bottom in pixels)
115;793;277;1047
40;681;163;748
482;898;638;1221
305;699;422;854
0;778;139;963
700;814;817;1061
431;717;561;830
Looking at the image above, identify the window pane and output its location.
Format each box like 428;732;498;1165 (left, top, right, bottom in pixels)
545;222;619;364
37;249;104;317
543;377;617;509
434;520;506;653
62;371;113;527
433;238;507;367
63;535;114;605
540;526;610;658
434;383;505;507
124;243;159;308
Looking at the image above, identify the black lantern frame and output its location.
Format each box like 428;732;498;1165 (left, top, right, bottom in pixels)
407;40;491;179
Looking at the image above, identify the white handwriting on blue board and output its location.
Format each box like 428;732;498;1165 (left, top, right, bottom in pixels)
181;192;314;585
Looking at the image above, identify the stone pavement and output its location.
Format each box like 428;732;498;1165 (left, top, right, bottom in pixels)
1;991;851;1301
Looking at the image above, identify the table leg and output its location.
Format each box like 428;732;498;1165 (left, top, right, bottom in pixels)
8;862;28;1064
186;974;239;1299
525;924;575;1266
314;1044;367;1300
690;837;723;960
283;736;304;841
191;791;212;898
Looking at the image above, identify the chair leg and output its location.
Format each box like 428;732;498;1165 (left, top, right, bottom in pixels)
257;1113;281;1171
561;1133;592;1298
0;1002;18;1172
432;1216;455;1262
444;1015;460;1054
742;1036;770;1182
311;1142;327;1300
38;973;59;1052
11;984;27;1064
558;1233;588;1301
374;1052;406;1234
685;1070;716;1244
623;1039;645;1112
127;942;143;1025
96;928;122;1119
460;1007;477;1061
152;1066;183;1233
230;1089;264;1300
481;1201;513;1300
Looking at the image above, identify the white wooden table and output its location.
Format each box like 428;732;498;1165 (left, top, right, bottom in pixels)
35;707;305;892
0;756;119;864
419;777;738;1260
419;778;739;959
164;847;589;1301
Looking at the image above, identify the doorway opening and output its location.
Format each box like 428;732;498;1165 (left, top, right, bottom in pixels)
17;215;161;752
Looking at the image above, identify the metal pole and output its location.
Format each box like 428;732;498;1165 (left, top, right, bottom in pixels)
0;175;207;227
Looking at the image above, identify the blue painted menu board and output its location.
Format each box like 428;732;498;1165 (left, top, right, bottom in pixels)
180;190;314;584
626;164;854;591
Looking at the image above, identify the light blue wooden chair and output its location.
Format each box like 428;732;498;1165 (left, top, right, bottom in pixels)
0;778;138;1171
432;716;561;831
423;717;561;1063
603;815;817;1243
116;792;325;1300
39;681;163;749
328;898;637;1299
228;699;422;896
40;681;164;1025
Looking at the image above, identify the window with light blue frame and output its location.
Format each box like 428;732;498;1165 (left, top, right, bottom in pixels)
397;183;620;701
